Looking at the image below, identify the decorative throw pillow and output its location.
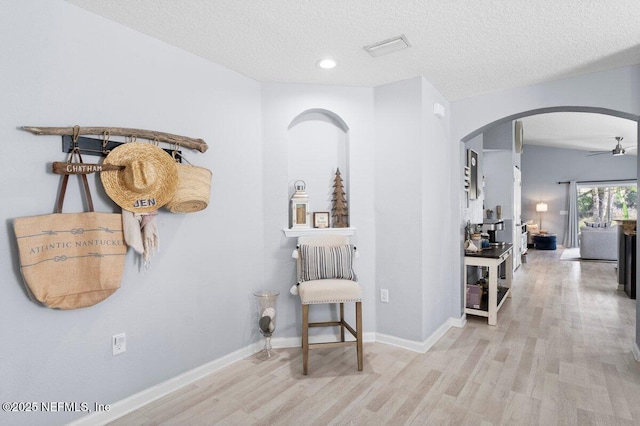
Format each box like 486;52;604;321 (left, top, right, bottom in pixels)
299;244;357;282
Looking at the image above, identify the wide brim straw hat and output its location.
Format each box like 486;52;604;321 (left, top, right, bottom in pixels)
166;164;212;213
101;142;178;213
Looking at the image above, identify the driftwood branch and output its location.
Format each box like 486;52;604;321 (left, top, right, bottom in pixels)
21;126;209;153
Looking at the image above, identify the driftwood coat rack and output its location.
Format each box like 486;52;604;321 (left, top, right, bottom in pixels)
21;126;209;153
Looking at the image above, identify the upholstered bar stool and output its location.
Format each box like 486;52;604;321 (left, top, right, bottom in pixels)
293;235;363;375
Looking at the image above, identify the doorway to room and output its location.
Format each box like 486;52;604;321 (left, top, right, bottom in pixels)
461;105;639;348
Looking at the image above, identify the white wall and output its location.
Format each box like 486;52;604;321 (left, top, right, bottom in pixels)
373;76;454;343
374;77;425;340
288;114;348;217
483;120;520;234
420;78;454;341
483;151;516;243
521;144;638;240
1;2;263;424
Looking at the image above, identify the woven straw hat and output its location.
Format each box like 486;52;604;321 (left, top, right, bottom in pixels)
101;143;178;213
166;164;212;213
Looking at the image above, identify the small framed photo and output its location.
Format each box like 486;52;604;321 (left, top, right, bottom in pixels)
313;212;330;228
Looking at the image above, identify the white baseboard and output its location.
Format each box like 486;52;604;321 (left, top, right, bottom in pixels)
271;331;376;349
67;340;264;426
67;320;456;425
633;341;640;362
376;316;465;353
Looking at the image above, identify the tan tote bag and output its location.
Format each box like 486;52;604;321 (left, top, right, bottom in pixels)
13;158;127;309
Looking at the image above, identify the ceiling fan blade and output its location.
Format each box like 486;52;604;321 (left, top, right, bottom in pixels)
587;151;609;156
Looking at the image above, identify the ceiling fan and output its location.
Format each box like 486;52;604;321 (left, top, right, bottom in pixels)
588;137;631;156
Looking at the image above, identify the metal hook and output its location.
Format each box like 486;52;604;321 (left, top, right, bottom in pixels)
171;142;178;160
171;142;189;164
72;125;80;144
102;130;111;155
71;125;81;154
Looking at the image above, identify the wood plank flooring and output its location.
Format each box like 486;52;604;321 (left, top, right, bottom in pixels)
110;248;639;425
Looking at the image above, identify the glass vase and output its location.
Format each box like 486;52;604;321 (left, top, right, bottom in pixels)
253;290;279;360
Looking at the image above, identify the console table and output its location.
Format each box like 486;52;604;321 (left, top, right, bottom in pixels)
464;244;513;325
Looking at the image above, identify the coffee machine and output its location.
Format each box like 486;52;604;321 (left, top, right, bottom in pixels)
482;220;505;247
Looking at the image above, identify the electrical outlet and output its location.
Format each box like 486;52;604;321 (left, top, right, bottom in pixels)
380;289;389;303
112;333;126;355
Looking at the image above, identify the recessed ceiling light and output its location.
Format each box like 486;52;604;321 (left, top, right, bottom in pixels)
317;58;337;69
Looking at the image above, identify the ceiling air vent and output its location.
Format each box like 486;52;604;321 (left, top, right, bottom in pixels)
363;34;411;57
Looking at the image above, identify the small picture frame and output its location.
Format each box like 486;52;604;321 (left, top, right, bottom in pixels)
467;149;478;200
313;212;330;228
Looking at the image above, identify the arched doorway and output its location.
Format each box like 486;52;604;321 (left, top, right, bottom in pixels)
460;105;639;357
460;106;639;143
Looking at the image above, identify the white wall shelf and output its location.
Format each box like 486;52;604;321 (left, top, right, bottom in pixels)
282;227;356;238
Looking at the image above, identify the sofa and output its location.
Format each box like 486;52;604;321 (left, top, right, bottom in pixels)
579;225;618;260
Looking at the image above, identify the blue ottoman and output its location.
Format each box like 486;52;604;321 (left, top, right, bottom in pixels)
533;234;557;250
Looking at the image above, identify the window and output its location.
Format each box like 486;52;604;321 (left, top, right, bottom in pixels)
577;181;637;228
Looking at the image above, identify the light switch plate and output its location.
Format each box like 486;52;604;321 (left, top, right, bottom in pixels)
113;333;126;355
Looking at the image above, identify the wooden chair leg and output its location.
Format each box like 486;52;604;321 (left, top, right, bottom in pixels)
340;303;345;342
356;301;363;371
302;304;309;375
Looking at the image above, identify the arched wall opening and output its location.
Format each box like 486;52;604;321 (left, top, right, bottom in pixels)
461;106;639;143
463;106;640;225
287;108;350;226
460;104;640;346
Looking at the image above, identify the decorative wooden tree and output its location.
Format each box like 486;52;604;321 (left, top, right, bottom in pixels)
331;168;348;228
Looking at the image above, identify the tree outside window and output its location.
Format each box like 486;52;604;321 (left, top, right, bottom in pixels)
577;183;637;228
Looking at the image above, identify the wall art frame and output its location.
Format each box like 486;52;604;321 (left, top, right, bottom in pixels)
467;148;478;200
313;212;330;228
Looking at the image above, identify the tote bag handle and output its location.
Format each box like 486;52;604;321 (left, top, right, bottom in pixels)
56;150;94;213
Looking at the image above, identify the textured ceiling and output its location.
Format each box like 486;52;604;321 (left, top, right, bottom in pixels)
65;0;640;101
64;1;639;154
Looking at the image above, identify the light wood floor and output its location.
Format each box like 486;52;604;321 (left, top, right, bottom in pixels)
111;248;640;425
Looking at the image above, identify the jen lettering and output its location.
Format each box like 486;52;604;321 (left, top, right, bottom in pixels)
133;199;157;208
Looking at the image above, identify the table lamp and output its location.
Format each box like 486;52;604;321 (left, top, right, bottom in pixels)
536;202;548;231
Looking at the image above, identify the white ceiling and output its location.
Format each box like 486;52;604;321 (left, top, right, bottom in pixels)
64;0;640;153
520;112;637;154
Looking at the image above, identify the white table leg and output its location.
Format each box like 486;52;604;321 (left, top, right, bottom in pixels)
488;264;498;325
506;250;513;298
463;261;468;311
